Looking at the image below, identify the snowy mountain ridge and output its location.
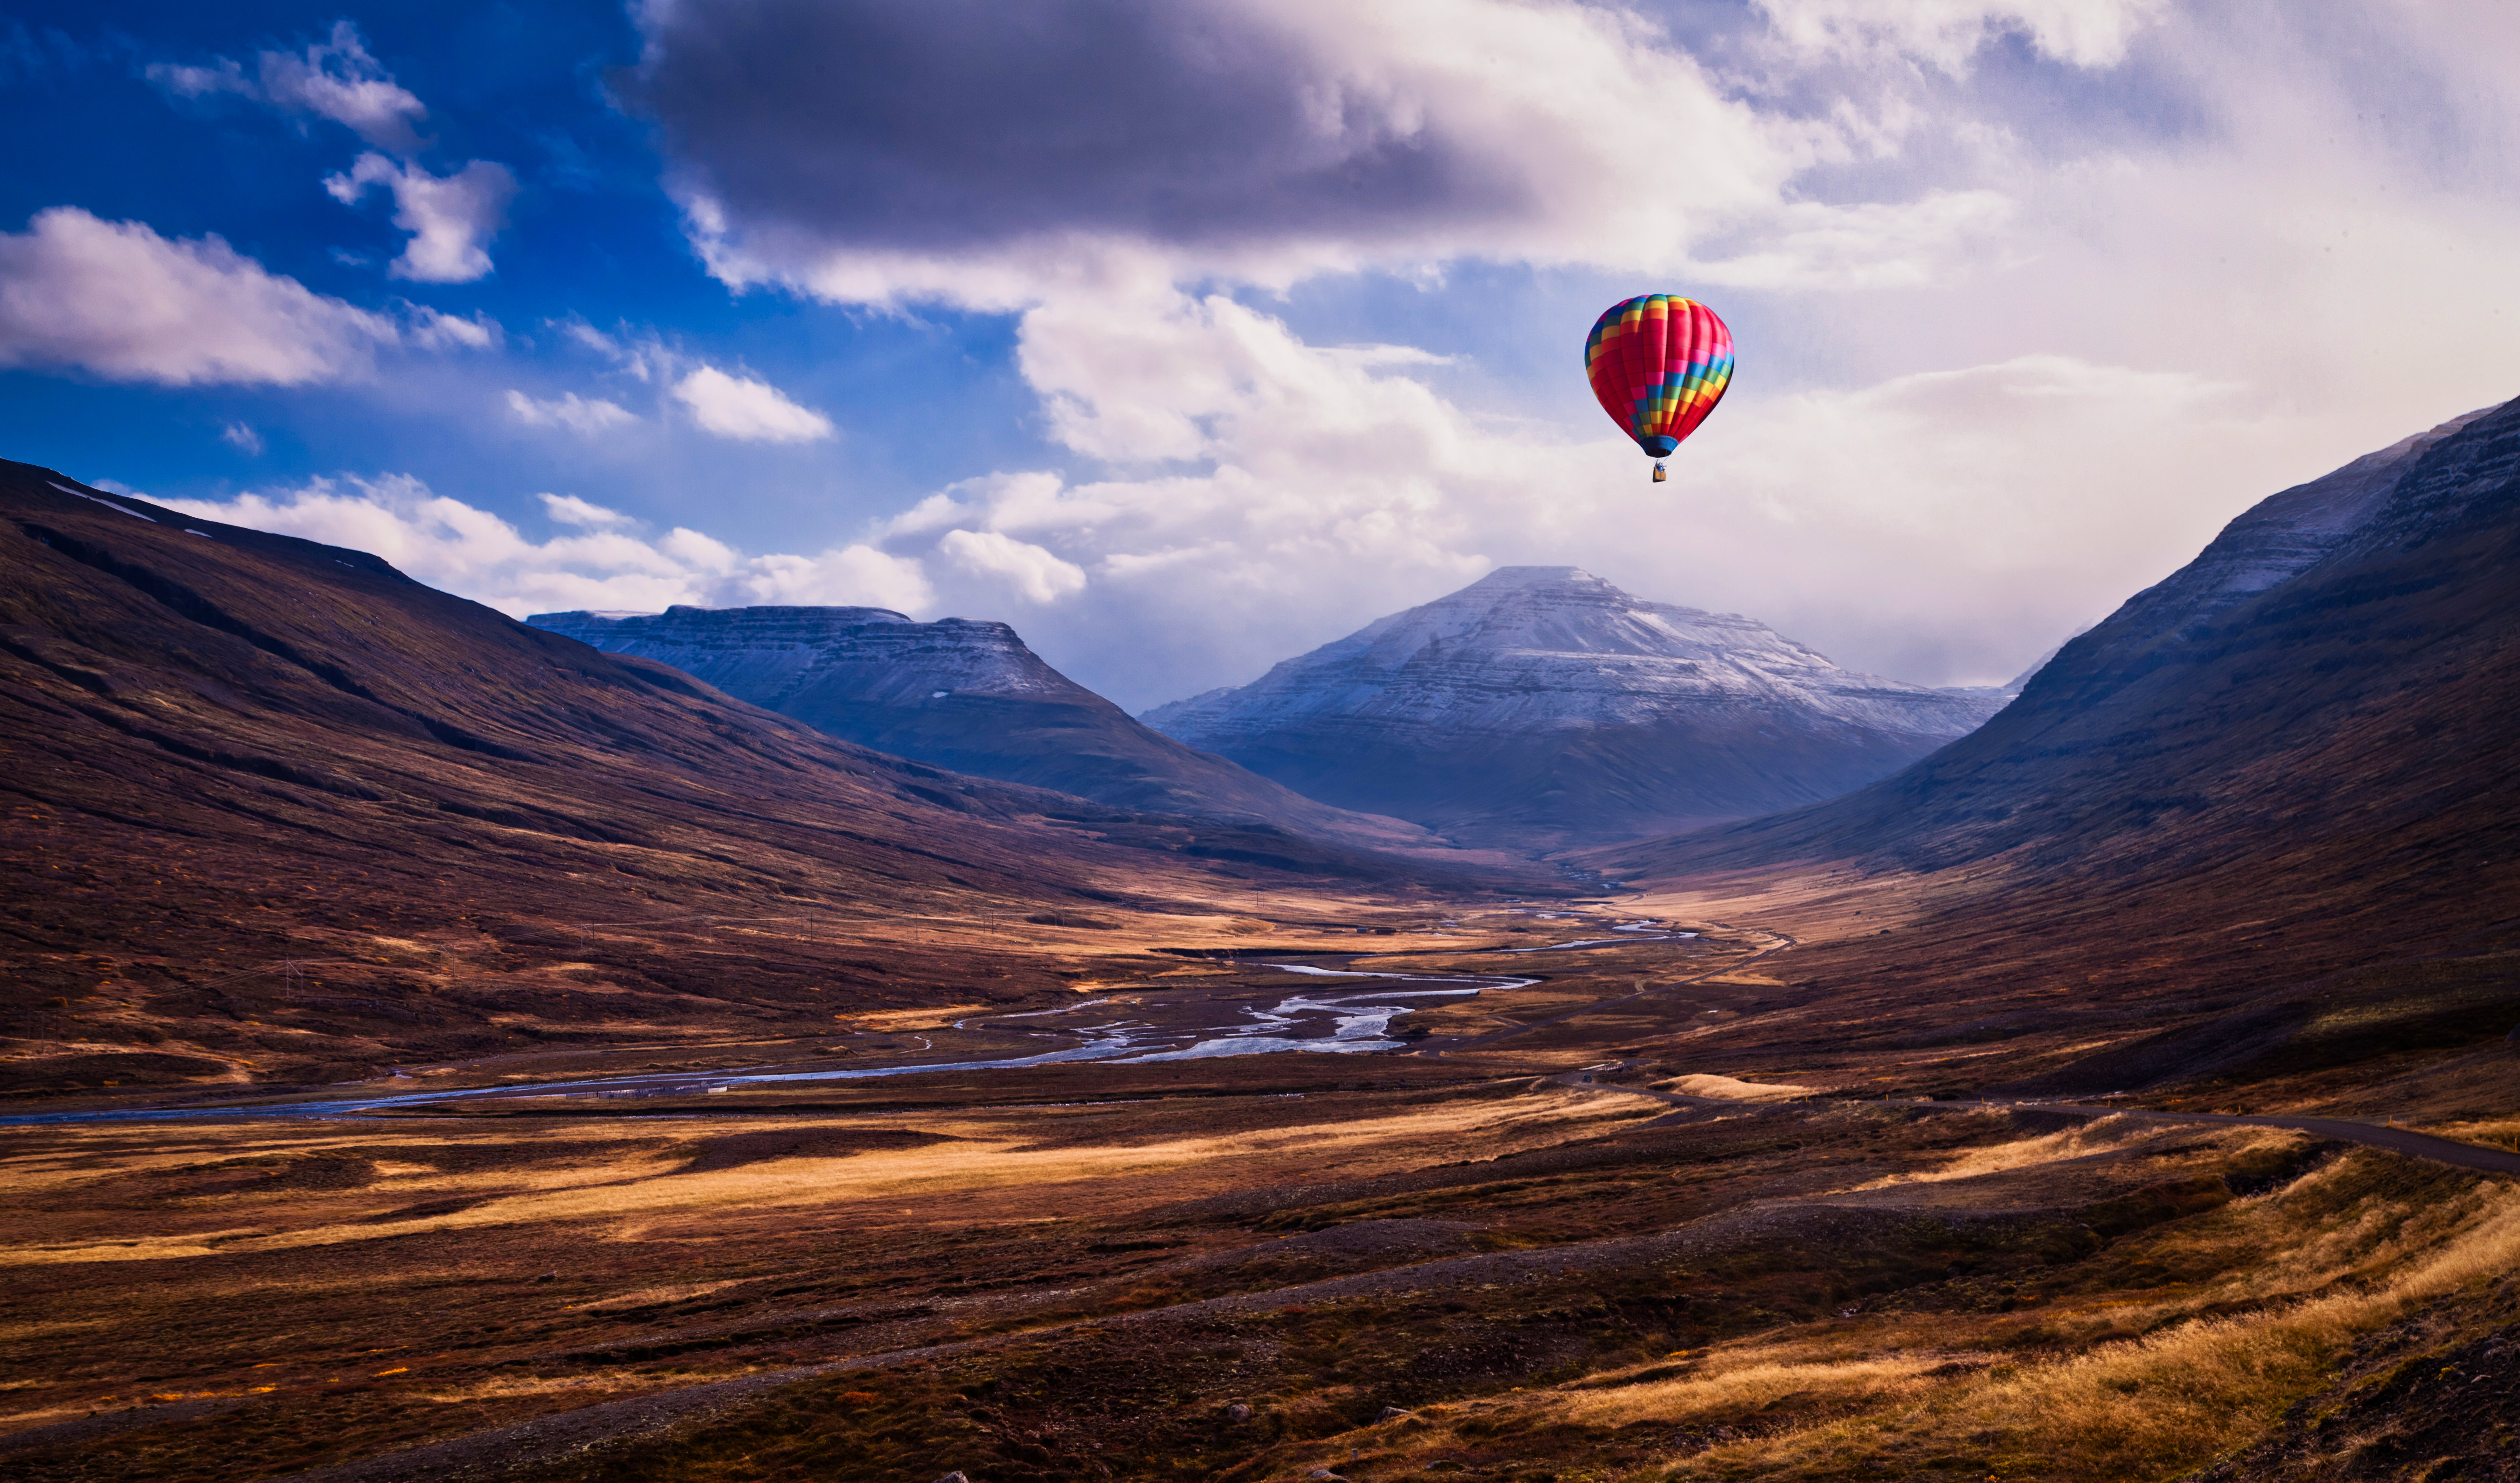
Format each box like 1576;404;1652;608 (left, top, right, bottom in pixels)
529;605;1087;705
524;603;1465;858
2089;406;2496;657
1143;567;2003;746
1139;567;2012;849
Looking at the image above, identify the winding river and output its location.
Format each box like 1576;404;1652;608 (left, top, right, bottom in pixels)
0;963;1537;1126
3;919;1696;1126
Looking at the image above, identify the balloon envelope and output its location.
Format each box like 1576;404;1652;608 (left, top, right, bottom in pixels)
1585;295;1733;459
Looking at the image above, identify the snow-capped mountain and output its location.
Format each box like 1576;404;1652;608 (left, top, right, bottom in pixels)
533;605;1077;706
526;604;1449;855
1139;568;2011;848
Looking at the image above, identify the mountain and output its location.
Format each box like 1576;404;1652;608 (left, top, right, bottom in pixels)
2059;407;2494;666
0;460;1495;1097
1140;566;2011;850
1594;398;2520;1096
1606;402;2507;875
525;604;1454;859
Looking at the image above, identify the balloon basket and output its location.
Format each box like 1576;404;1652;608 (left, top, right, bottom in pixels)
1651;462;1667;483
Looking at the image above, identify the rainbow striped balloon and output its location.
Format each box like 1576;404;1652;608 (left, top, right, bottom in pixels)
1584;294;1733;461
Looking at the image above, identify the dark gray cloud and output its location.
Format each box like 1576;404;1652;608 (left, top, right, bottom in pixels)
621;0;1528;256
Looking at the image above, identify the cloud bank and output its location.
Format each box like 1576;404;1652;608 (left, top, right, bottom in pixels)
0;208;396;385
625;0;1987;305
159;477;933;620
586;0;2518;707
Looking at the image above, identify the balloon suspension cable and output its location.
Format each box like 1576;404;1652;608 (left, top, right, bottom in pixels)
1651;461;1668;483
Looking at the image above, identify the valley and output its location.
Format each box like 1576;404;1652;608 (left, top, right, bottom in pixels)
4;886;2515;1483
9;6;2512;1479
7;398;2520;1483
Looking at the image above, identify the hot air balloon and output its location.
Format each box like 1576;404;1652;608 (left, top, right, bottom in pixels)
1585;295;1733;482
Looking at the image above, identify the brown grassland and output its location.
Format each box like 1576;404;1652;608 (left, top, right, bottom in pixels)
4;892;2515;1483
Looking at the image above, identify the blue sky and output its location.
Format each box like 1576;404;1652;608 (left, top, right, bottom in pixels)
4;1;2515;709
0;2;1034;524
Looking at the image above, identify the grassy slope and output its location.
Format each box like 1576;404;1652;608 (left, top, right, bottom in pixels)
0;460;1529;1097
1589;398;2520;1103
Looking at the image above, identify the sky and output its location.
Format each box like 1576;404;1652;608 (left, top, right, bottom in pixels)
2;0;2515;710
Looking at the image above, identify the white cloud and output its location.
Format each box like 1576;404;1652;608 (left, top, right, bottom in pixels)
508;389;637;437
669;365;835;442
878;489;975;538
406;305;499;350
632;0;1915;309
0;207;394;385
158;475;933;620
838;261;2492;705
1754;0;2172;72
1692;191;2019;292
556;319;680;383
326;153;518;283
938;529;1088;604
149;21;431;154
538;492;635;528
219;421;264;455
731;545;935;612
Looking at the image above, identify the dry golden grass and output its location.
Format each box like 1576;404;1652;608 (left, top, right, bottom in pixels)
0;1084;1626;1270
1625;869;1957;948
412;1373;665;1403
833;1004;992;1031
1556;1353;1953;1427
1657;1074;1816;1103
1657;1155;2520;1481
2428;1114;2520;1153
1836;1112;2192;1191
567;1279;749;1312
1241;1143;2520;1483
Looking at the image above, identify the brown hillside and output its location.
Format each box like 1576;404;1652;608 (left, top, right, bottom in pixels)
1591;396;2520;1099
527;604;1467;861
0;461;1528;1098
